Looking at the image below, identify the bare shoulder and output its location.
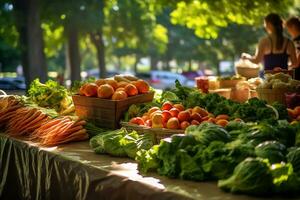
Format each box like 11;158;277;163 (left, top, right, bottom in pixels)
258;36;269;46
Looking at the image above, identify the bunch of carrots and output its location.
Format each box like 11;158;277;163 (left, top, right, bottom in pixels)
0;95;88;146
0;96;23;127
6;106;51;136
30;116;88;146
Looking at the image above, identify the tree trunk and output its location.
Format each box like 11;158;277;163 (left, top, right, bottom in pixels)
188;60;192;71
13;0;47;88
66;25;81;83
90;30;106;78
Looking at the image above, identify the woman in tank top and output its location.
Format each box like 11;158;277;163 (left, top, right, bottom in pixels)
242;13;297;71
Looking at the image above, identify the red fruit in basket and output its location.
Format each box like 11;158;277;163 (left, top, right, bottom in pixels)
142;114;150;122
162;110;172;123
125;84;138;96
148;107;160;115
191;113;202;122
173;104;184;112
191;120;200;125
178;111;191;122
133;79;150;94
129;117;145;125
186;108;193;115
97;84;115;99
180;121;190;130
151;113;164;128
162;101;173;111
95;79;106;87
216;119;229;127
167;117;180;129
84;83;98;97
169;108;180;117
112;91;127;100
207;117;216;123
192;106;208;117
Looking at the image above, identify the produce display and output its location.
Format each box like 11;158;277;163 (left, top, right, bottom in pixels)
78;74;150;100
2;75;300;198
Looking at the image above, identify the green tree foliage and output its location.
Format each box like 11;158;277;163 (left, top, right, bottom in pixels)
171;0;293;39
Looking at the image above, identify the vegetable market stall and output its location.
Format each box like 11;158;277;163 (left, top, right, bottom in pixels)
0;133;294;200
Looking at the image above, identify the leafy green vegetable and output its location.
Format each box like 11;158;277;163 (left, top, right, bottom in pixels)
177;149;205;181
270;162;300;195
240;123;278;146
255;141;286;164
186;123;231;145
90;128;154;158
275;120;296;147
226;140;256;164
201;141;235;179
218;158;273;195
28;78;73;114
136;145;160;173
287;147;300;176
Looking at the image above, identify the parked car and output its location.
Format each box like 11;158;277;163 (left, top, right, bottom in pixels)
0;77;26;90
150;70;195;89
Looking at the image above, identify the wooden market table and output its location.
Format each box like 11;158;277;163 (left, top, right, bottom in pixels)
0;133;298;200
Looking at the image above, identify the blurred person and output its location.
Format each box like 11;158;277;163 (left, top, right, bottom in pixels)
242;13;297;72
286;16;300;80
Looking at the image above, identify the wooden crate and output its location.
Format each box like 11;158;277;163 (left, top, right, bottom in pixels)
72;92;154;129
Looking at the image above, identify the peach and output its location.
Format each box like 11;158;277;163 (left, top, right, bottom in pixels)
95;79;106;87
79;83;88;95
191;113;202;122
83;83;98;97
106;79;118;90
145;119;152;127
191;120;200;125
192;106;208;117
133;79;150;94
129;117;145;125
178;111;191;122
216;119;229;127
169;108;180;117
162;110;172;123
166;117;180;129
117;81;128;88
97;84;115;99
125;84;138;96
151;113;164;128
112;90;127;100
173;104;185;112
148;107;160;116
162;101;173;111
180;121;190;130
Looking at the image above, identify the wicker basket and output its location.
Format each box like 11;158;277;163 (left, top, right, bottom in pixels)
236;66;260;79
121;122;184;144
256;88;295;105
